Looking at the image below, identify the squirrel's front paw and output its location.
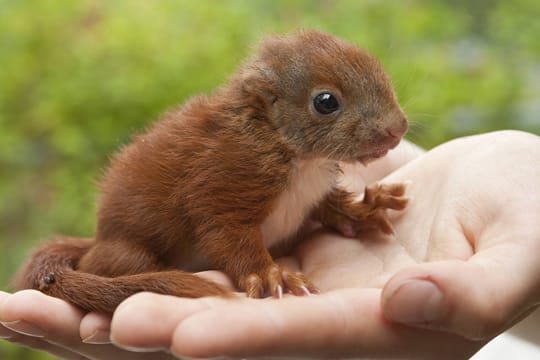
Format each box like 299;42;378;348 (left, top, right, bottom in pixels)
243;264;319;299
363;181;409;212
346;181;409;235
327;181;409;237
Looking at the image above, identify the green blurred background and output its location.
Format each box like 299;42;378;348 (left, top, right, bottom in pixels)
1;0;539;358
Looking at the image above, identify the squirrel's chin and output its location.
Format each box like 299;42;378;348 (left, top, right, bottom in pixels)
352;148;390;166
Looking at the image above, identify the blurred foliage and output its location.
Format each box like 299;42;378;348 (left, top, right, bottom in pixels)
0;0;539;359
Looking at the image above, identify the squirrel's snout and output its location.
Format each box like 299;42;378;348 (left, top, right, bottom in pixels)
385;113;408;140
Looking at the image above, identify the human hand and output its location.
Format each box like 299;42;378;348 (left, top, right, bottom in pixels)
3;131;539;359
0;290;179;360
380;130;540;339
104;130;540;359
0;268;236;360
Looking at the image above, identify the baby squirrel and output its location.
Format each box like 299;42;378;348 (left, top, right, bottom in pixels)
13;30;409;313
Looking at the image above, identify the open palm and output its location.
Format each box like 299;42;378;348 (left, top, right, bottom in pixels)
2;131;540;359
108;131;540;359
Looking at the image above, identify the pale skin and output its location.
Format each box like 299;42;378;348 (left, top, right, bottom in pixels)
1;130;540;359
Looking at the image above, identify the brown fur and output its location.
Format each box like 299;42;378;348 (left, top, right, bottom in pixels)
13;30;408;313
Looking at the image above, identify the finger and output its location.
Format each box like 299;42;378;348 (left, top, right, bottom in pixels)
1;290;172;360
166;288;481;359
111;292;217;351
80;312;112;344
0;292;18;339
382;243;540;340
0;290;84;340
0;290;90;359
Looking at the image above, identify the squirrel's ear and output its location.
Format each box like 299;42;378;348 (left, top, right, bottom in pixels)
241;63;278;107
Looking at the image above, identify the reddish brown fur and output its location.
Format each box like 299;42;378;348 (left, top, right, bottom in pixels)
13;30;408;313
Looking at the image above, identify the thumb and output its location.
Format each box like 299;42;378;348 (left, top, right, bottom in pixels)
381;247;540;340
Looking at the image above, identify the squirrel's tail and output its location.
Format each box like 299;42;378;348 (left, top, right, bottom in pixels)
11;236;230;313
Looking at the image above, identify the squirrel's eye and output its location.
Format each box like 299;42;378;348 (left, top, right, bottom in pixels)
313;92;340;115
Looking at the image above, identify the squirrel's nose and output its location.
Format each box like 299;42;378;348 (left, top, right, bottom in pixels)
385;113;408;139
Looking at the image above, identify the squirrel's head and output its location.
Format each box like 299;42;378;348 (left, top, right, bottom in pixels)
237;30;408;163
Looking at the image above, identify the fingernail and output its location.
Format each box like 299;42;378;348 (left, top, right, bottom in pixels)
1;320;46;338
112;343;165;352
82;329;111;344
385;279;443;324
110;335;165;352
